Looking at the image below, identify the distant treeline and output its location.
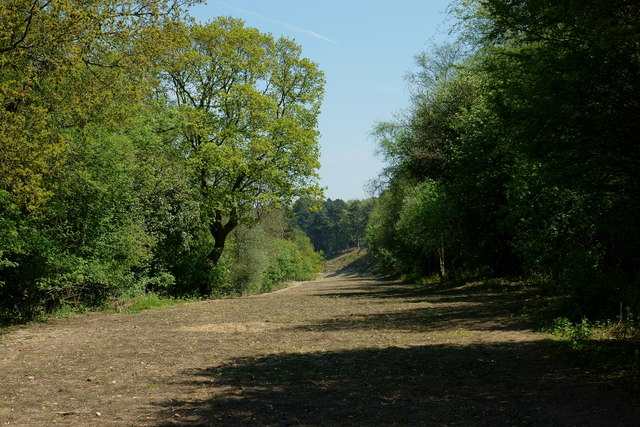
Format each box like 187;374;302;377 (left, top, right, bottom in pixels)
293;199;373;255
367;0;640;320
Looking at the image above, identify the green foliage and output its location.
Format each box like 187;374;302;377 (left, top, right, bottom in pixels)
547;317;597;348
263;232;323;291
0;4;327;324
138;273;177;297
544;310;640;381
227;211;323;296
0;123;162;322
470;0;640;317
163;18;325;293
367;51;513;279
0;0;205;324
124;293;185;314
368;0;640;322
294;198;373;255
0;0;195;210
366;182;407;274
0;190;21;275
547;311;640;347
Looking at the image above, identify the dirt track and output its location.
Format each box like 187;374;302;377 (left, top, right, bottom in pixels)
1;273;638;426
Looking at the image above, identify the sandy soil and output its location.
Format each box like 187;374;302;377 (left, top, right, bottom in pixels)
1;273;638;426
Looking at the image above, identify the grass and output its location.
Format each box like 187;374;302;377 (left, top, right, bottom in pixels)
51;304;80;319
537;305;640;385
112;292;197;314
269;281;291;293
1;292;199;330
324;248;373;274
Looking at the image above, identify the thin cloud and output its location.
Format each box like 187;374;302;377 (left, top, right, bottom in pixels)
270;18;338;44
210;1;338;44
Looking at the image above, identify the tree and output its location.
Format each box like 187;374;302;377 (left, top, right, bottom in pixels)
0;0;194;210
294;198;374;255
0;0;198;321
164;18;325;295
461;0;640;316
339;200;374;250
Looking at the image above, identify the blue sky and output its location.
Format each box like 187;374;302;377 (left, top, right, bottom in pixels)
190;1;455;201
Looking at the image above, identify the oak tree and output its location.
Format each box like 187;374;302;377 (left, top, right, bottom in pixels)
164;18;325;294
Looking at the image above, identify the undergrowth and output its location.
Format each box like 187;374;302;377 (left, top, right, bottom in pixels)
546;311;640;346
411;274;640;385
109;292;198;314
544;312;640;385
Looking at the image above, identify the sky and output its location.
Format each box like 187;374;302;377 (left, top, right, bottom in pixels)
190;0;455;201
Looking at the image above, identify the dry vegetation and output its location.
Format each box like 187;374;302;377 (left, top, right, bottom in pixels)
1;267;638;425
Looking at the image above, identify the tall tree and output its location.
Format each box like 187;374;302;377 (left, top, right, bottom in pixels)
164;18;325;295
462;0;640;315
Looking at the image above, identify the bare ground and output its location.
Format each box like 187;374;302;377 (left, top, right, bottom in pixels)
1;272;638;426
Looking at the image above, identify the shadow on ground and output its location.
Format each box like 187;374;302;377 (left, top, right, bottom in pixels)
323;249;377;278
315;277;529;301
289;304;528;333
309;278;534;332
154;342;639;426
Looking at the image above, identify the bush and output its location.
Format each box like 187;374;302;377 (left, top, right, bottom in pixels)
262;233;322;292
226;212;323;296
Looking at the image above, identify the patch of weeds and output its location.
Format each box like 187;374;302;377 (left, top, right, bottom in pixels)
270;282;289;293
109;293;198;314
547;313;640;348
606;308;640;340
145;383;160;388
51;305;75;319
464;278;530;293
412;274;441;286
127;293;175;313
212;290;241;299
47;304;92;320
546;315;640;386
547;317;597;348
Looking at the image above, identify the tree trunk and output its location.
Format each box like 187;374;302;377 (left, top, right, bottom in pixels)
199;210;238;297
207;230;227;264
438;234;446;279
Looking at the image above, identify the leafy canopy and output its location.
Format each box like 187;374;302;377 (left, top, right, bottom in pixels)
164;17;325;267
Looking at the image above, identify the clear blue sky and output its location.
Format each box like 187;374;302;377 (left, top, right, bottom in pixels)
190;1;455;201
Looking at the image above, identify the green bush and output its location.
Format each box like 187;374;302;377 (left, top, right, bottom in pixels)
548;317;596;347
225;212;323;296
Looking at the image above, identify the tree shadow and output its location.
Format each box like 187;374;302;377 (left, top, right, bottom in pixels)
313;281;417;301
323;250;378;278
316;282;458;309
153;342;639;426
325;270;378;279
315;276;530;302
290;304;529;333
